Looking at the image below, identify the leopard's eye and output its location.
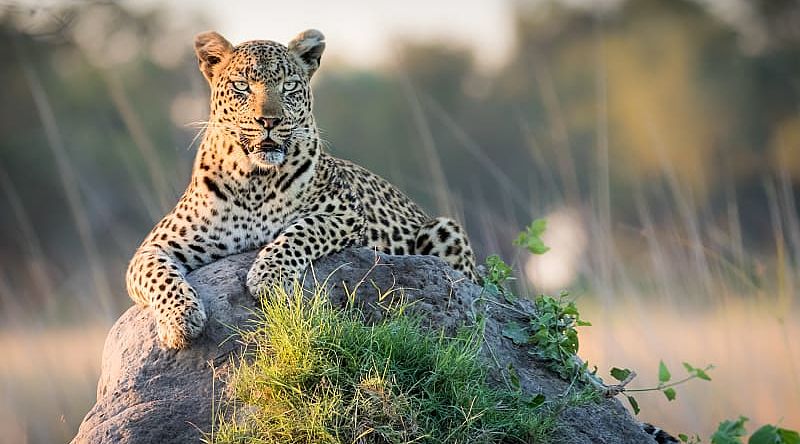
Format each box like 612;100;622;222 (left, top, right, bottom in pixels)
283;81;299;93
232;81;249;92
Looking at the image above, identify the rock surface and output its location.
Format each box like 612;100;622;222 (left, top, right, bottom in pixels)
72;248;656;444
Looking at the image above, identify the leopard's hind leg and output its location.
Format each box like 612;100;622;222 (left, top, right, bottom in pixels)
414;217;478;282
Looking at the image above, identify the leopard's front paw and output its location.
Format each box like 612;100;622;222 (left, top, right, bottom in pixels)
156;299;207;349
246;262;269;299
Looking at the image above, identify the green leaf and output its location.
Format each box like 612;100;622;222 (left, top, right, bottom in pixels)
683;434;703;444
531;218;547;236
749;425;779;444
711;416;748;444
529;241;550;255
610;367;632;382
576;319;592;326
663;387;677;401
483;282;500;295
502;321;529;345
679;433;703;444
627;395;640;415
532;328;550;345
484;255;513;288
526;393;546;408
778;428;800;444
564;329;579;354
537;311;555;325
695;368;712;381
514;219;551;255
562;303;579;316
508;364;521;390
659;360;672;383
684;362;713;381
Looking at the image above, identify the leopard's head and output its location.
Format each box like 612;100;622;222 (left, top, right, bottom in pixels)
194;30;325;169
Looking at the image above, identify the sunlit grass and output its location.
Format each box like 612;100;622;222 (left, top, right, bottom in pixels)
208;284;554;444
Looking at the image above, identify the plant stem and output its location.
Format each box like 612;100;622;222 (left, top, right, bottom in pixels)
623;374;699;392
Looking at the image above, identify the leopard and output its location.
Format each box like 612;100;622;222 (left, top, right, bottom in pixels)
126;29;479;349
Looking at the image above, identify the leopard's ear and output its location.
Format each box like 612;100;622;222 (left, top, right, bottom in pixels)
288;29;325;78
194;31;234;83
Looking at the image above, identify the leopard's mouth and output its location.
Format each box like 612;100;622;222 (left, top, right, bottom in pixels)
249;139;287;166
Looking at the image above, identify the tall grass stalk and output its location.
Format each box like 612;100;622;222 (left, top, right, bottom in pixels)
12;35;114;319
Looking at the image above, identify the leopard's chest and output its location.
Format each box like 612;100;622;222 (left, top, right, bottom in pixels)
215;186;301;250
168;182;305;270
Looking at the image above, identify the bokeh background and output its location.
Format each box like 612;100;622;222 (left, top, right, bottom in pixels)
1;0;798;442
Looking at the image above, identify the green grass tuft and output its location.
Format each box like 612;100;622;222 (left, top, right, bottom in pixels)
208;284;556;444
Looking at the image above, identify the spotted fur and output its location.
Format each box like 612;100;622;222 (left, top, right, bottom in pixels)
126;29;478;349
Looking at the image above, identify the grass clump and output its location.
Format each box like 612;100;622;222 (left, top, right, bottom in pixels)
210;284;552;444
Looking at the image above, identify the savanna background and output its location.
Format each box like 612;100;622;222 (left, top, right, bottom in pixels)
0;0;798;442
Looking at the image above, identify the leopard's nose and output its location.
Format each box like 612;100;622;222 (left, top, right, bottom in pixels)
255;116;282;130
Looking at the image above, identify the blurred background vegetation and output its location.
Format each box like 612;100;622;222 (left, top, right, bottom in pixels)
0;0;798;443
